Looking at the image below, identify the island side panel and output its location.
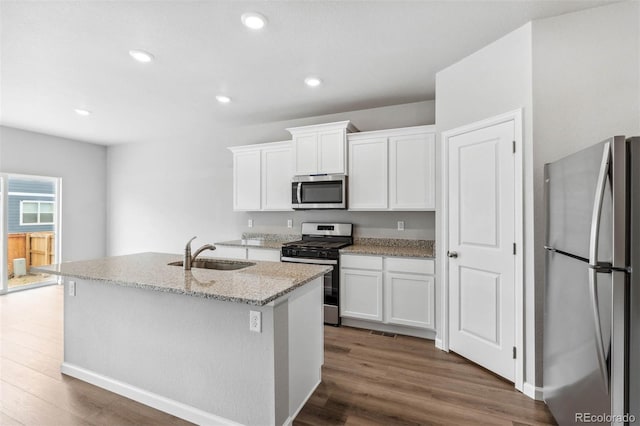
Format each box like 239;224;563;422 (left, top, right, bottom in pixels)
286;277;323;420
272;276;323;425
63;278;277;426
273;295;289;426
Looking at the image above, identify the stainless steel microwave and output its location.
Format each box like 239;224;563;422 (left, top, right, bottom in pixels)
291;175;347;210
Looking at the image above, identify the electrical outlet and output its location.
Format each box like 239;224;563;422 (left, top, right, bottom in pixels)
287;219;293;228
248;219;254;228
250;310;261;333
397;221;405;231
68;280;76;297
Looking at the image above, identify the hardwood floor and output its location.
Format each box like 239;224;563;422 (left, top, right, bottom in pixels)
1;285;555;425
0;285;191;426
295;326;555;425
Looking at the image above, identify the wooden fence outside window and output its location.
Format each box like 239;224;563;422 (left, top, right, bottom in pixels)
7;232;55;275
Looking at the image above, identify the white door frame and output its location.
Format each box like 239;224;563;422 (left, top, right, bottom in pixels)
0;173;8;295
438;109;524;393
0;173;63;294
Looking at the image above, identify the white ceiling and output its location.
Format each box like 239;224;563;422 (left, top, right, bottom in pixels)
0;0;617;146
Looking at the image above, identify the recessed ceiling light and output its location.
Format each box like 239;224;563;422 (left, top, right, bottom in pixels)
129;49;154;63
74;108;91;116
216;95;231;104
241;12;267;30
304;77;322;87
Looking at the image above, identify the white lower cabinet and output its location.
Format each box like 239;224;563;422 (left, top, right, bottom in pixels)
340;254;435;330
214;246;281;261
385;272;434;329
340;268;383;321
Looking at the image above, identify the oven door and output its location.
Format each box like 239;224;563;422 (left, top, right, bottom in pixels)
280;256;340;325
291;175;346;209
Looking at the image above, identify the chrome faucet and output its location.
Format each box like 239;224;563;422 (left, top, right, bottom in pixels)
184;236;216;270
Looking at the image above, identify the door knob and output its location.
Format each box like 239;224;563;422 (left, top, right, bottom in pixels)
447;251;458;258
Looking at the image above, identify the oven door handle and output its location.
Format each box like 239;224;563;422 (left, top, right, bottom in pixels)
281;256;337;265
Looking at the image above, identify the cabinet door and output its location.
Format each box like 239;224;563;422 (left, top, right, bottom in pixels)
293;133;318;175
389;132;435;210
348;137;388;210
213;246;247;260
233;150;261;211
384;272;434;329
318;129;346;174
262;144;293;211
340;268;383;321
247;248;281;262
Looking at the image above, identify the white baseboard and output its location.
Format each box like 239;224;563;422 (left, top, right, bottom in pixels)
284;378;321;426
61;363;243;426
523;381;544;401
435;337;446;351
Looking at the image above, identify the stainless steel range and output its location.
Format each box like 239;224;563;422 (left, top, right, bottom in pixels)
281;223;353;326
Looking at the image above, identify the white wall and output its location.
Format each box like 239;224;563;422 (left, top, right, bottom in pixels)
0;126;107;261
107;100;436;255
531;0;640;384
435;23;535;386
435;0;640;391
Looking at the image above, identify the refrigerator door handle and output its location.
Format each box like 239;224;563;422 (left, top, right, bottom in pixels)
588;268;610;394
588;141;611;394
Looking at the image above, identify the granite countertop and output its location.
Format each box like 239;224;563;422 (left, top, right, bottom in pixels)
340;238;435;258
33;252;330;306
215;233;299;250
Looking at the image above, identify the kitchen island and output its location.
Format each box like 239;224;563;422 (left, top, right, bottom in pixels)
34;252;330;426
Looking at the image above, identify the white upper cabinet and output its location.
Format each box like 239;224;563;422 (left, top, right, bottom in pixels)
287;121;358;176
348;137;388;210
231;149;261;211
292;133;318;175
389;132;436;210
261;142;293;211
347;125;435;211
229;141;293;212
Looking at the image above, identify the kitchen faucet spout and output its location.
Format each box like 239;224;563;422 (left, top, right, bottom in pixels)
183;236;216;270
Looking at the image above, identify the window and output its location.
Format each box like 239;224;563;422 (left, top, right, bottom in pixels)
20;201;54;225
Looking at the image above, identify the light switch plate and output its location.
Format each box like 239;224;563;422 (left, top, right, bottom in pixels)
248;219;254;228
397;221;405;231
287;219;293;228
68;280;76;296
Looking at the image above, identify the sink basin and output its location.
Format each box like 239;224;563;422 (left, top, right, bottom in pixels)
168;259;255;271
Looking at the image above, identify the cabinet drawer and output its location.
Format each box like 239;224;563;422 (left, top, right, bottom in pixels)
384;257;434;274
341;254;383;270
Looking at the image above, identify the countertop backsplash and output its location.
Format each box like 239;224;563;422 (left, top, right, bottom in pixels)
241;232;300;242
240;210;435;240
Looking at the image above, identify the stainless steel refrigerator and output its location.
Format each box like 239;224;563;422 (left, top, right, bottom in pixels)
544;136;639;425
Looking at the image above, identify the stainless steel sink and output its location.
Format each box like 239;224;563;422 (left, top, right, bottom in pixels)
168;259;255;271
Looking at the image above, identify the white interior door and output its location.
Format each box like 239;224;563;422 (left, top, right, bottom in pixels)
448;119;516;382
